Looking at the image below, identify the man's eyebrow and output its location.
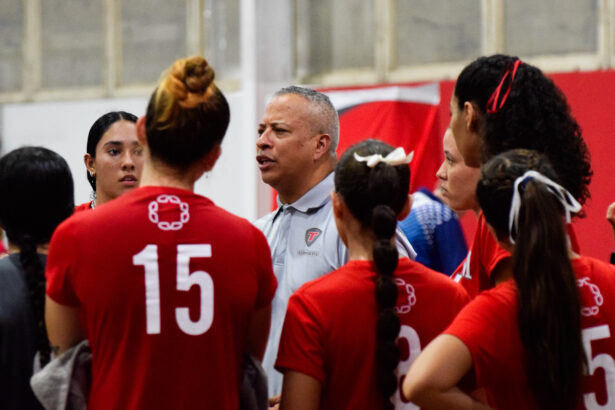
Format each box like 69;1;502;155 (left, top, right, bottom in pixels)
269;121;290;127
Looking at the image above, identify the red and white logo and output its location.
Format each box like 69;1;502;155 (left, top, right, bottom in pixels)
577;277;603;317
394;277;417;315
148;194;190;231
305;228;322;247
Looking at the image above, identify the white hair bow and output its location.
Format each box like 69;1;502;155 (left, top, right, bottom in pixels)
508;170;581;244
353;147;414;168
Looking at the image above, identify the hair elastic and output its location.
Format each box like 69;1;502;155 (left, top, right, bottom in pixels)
486;59;522;114
508;170;581;243
353;147;414;168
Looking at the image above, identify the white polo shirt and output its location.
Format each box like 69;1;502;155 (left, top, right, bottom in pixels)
255;172;416;396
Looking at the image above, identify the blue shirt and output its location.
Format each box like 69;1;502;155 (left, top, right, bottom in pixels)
399;187;467;276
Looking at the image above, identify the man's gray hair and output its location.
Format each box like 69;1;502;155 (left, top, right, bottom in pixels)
274;86;339;158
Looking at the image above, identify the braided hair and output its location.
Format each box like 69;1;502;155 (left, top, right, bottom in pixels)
334;139;410;408
0;147;74;366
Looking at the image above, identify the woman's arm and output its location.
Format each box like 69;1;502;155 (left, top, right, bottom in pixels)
403;334;492;410
279;371;321;410
45;296;85;357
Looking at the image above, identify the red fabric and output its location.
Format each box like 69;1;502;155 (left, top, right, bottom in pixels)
446;255;615;410
276;258;469;409
451;213;508;298
74;201;92;212
452;214;583;299
569;223;582;254
335;101;440;193
46;186;277;410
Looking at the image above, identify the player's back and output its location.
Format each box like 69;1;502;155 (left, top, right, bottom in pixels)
47;186;276;409
391;258;470;408
574;256;615;409
277;257;468;409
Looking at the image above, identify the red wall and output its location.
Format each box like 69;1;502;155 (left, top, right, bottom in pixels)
438;71;615;261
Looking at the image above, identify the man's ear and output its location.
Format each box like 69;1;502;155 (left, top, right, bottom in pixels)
136;116;148;145
314;134;332;161
397;194;412;221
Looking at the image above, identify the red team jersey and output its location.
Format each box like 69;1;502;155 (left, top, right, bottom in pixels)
452;213;508;298
275;258;469;409
446;255;615;410
46;186;277;410
453;213;581;299
73;201;93;212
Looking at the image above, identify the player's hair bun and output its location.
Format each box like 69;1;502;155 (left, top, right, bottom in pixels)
163;56;216;109
184;57;214;93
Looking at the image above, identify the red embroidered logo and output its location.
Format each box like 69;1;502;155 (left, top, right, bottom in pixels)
305;228;322;247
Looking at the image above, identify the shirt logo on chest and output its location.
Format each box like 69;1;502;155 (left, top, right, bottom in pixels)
305;228;322;247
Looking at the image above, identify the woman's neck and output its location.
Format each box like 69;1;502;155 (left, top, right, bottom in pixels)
346;238;374;261
343;222;376;261
139;159;196;192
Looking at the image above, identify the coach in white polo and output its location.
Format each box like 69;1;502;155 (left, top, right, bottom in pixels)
254;85;415;397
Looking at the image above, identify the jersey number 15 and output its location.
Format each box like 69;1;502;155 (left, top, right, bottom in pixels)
133;244;214;336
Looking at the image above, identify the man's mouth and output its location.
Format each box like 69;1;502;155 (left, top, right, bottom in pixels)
256;155;275;166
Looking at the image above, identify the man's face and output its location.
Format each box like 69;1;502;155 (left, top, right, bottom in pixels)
256;94;318;198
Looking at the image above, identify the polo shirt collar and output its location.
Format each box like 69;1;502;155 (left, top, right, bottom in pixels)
276;172;335;214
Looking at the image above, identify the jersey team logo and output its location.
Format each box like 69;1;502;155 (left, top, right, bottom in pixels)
305;228;322;247
577;277;603;317
394;277;417;314
148;194;190;231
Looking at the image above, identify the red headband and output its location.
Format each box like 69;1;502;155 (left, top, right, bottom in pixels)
486;59;522;114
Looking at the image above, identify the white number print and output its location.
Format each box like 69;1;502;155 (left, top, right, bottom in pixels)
393;325;421;409
133;244;214;335
583;325;615;409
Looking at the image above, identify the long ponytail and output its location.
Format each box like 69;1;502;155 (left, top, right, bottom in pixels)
476;149;585;409
334;139;410;408
513;181;584;409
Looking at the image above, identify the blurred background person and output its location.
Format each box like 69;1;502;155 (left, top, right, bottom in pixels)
0;146;74;410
